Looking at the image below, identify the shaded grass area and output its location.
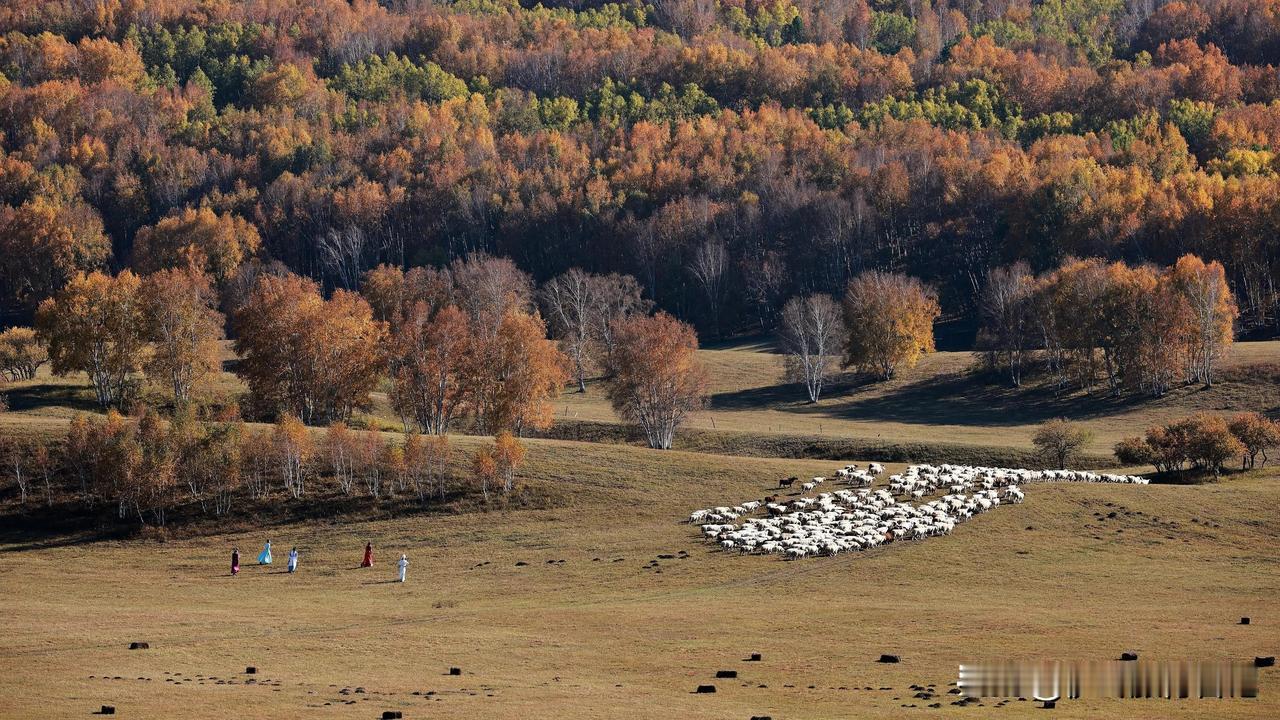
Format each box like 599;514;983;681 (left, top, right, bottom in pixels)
1;382;102;414
531;419;1115;469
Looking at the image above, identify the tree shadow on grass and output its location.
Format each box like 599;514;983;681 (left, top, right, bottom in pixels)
713;368;1156;429
700;335;781;353
3;383;100;414
709;373;876;411
810;372;1148;427
0;513;126;551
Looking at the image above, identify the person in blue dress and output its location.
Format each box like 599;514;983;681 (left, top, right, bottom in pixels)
258;540;273;565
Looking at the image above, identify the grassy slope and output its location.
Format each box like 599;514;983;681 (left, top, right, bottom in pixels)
1;440;1277;719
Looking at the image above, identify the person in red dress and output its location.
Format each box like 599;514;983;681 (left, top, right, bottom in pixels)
360;541;373;568
231;548;240;576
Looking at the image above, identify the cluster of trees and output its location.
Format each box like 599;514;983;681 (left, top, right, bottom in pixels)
1;1;1279;340
979;254;1237;395
2;410;242;521
777;269;941;401
35;266;223;408
1115;411;1280;475
0;408;535;525
29;252;712;447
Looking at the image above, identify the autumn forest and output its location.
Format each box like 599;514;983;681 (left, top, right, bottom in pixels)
1;0;1278;334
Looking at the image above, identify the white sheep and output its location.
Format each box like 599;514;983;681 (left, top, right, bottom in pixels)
688;462;1148;561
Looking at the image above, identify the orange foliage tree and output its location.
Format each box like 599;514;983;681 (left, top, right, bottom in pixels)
233;273;386;424
389;304;471;435
495;431;527;493
472;444;498;502
604;312;709;449
272;414;311;499
0;196;111;310
468;309;570;435
133;207;261;284
403;432;450;502
1227;412;1280;469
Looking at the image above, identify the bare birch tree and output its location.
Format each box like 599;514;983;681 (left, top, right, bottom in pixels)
777;293;846;402
540;268;596;392
977;262;1035;387
319;224;369;291
688;238;727;336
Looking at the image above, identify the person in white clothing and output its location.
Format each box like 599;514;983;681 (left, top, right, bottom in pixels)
287;547;298;573
397;554;409;583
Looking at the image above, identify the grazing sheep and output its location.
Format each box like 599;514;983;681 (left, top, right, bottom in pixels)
688;463;1148;560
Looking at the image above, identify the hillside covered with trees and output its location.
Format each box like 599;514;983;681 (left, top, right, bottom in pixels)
1;0;1279;336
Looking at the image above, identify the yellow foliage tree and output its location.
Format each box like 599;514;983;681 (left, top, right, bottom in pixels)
140;267;224;406
35;270;146;408
841;271;940;380
1168;254;1237;387
492;431;526;493
133;207;261;283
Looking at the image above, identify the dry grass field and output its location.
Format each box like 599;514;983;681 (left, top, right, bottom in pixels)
1;340;1278;718
2;439;1278;719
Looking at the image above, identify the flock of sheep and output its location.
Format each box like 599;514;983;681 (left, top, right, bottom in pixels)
689;463;1149;559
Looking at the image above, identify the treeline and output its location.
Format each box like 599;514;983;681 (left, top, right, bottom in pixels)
773;252;1236;403
3;242;721;453
25;254;680;435
977;254;1237;395
0;408;522;525
1;1;1279;336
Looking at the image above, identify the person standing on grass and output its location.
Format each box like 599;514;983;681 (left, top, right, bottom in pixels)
258;540;272;565
287;547;298;573
231;548;240;576
397;554;409;583
361;541;374;568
